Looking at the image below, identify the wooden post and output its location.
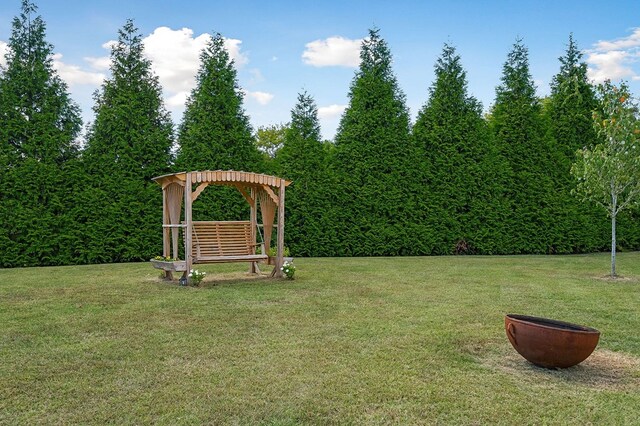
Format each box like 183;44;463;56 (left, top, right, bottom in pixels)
249;187;257;274
184;172;193;280
162;188;169;257
275;180;285;278
162;188;171;280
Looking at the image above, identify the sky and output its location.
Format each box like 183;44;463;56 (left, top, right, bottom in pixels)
1;0;640;140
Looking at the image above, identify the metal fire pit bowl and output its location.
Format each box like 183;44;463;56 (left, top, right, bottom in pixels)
505;314;600;369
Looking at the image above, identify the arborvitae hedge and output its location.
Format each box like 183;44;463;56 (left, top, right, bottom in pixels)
0;1;82;267
332;28;423;256
78;20;174;263
489;39;556;254
276;92;336;256
413;44;509;255
2;7;640;265
544;35;610;253
175;32;263;223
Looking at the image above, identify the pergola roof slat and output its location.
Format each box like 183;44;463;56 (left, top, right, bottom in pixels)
152;170;291;189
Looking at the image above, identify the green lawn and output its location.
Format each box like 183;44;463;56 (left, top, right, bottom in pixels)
1;253;639;424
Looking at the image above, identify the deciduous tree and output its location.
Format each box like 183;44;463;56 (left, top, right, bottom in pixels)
572;81;640;277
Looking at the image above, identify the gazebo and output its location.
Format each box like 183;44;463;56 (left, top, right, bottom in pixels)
150;170;291;280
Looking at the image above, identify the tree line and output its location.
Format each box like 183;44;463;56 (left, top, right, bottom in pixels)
1;1;639;267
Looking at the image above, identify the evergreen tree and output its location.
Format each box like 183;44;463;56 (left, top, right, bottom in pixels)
332;28;421;256
79;19;173;263
545;34;608;253
277;91;336;256
0;0;82;267
413;44;508;255
175;32;262;222
489;39;554;253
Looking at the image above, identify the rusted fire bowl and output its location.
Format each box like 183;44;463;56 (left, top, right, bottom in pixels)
505;314;600;369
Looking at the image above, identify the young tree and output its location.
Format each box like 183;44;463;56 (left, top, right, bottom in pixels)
545;34;605;253
572;81;640;277
277;91;335;256
489;39;553;253
175;32;262;221
332;28;421;256
256;122;287;174
0;0;82;266
413;44;508;255
256;123;287;159
80;19;174;263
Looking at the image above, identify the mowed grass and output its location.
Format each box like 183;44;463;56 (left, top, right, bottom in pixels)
1;254;639;425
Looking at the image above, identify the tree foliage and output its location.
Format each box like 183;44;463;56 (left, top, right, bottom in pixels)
4;12;640;266
277;92;336;255
175;32;262;222
256;123;287;160
332;28;421;255
413;44;508;255
0;0;82;267
544;35;607;253
489;39;554;253
79;19;174;263
572;81;640;276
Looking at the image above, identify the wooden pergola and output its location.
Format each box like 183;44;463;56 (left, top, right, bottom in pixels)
151;170;291;280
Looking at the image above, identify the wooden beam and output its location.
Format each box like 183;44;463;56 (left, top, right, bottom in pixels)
161;175;185;189
191;182;209;202
234;184;255;207
162;188;169;258
261;184;280;205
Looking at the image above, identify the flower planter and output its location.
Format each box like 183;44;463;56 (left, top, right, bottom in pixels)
150;259;187;272
505;314;600;369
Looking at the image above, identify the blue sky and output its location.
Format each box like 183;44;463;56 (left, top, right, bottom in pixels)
1;0;640;140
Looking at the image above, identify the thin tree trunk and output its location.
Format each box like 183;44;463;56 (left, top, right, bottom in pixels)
611;213;616;278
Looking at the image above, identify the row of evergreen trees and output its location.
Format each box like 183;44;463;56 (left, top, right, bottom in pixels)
1;2;638;267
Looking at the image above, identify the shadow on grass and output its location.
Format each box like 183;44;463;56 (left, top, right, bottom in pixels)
480;346;640;391
153;269;285;289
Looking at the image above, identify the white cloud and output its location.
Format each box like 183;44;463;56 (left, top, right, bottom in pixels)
302;36;361;67
0;39;105;86
141;27;252;110
587;28;640;83
142;27;210;96
587;50;637;83
223;38;249;67
52;53;105;86
84;55;111;71
245;90;274;105
166;91;190;108
0;40;8;68
594;28;640;52
318;104;347;119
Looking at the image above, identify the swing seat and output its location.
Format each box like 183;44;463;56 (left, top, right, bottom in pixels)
192;221;267;263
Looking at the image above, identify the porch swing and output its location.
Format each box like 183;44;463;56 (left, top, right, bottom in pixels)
150;170;291;280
